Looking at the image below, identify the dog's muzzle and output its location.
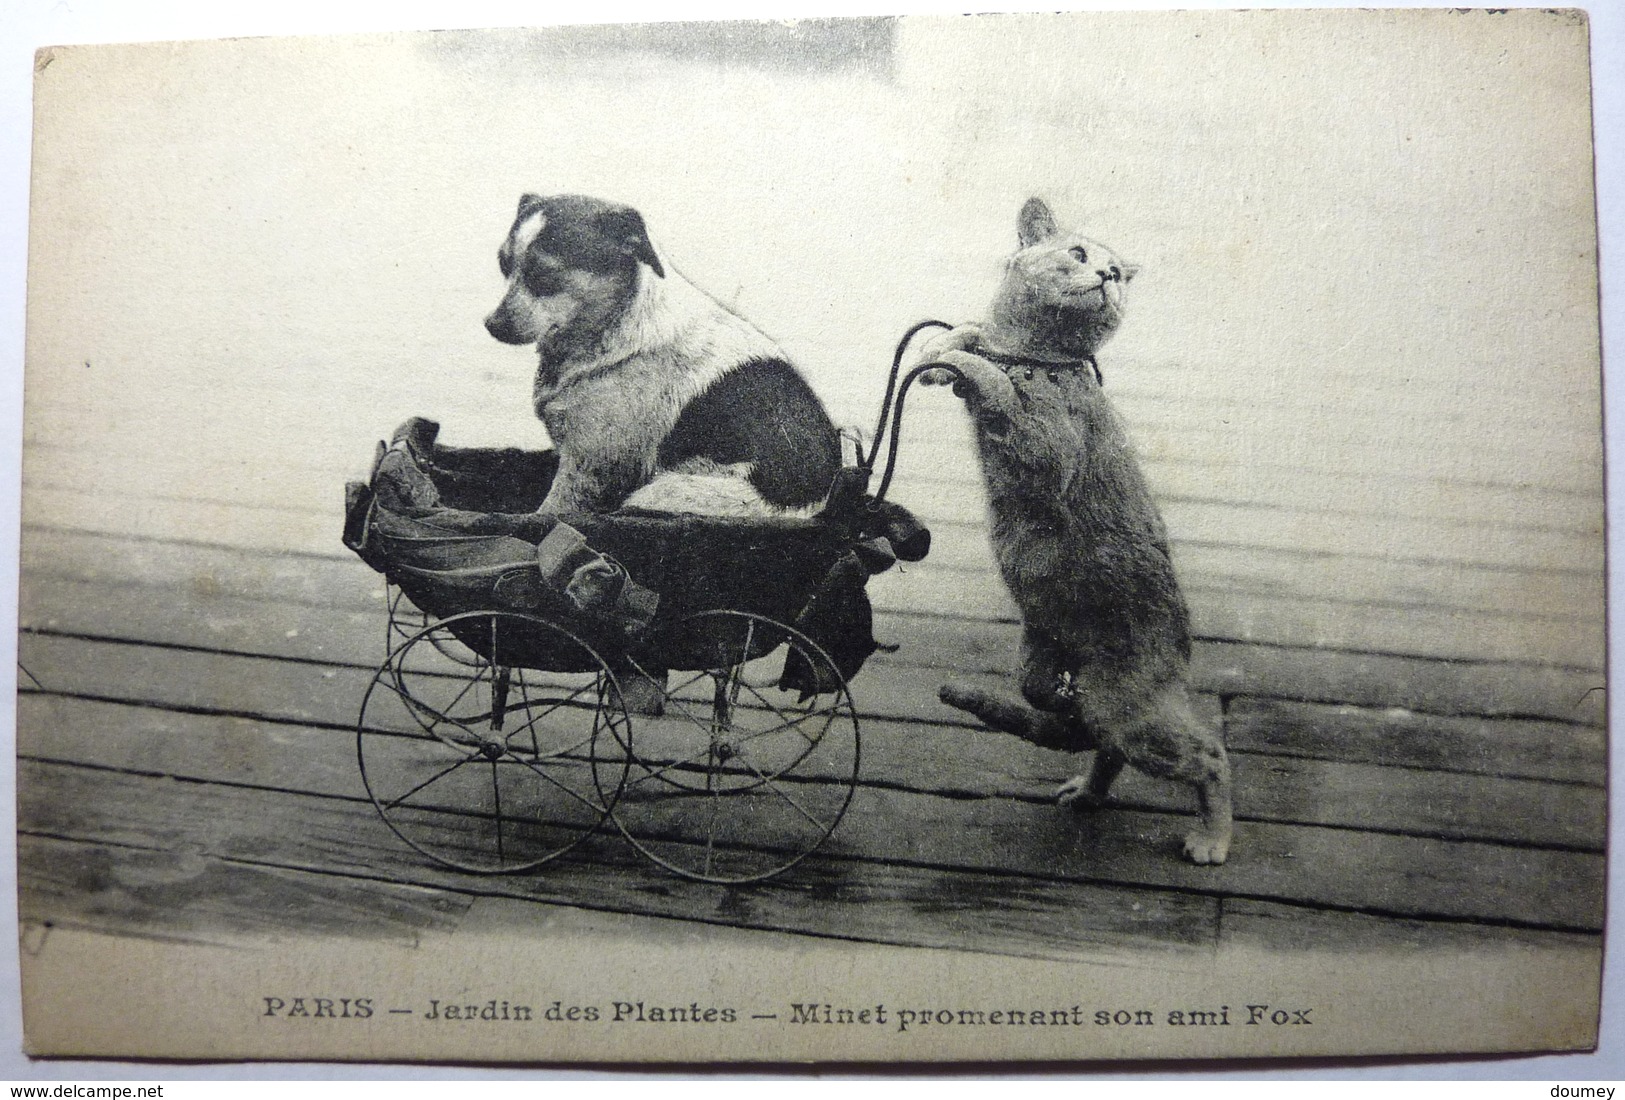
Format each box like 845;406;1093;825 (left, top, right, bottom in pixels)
484;305;531;345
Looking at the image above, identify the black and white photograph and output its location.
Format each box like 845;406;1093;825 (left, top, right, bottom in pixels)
9;7;1610;1064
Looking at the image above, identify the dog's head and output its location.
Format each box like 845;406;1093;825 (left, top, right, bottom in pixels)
484;193;666;351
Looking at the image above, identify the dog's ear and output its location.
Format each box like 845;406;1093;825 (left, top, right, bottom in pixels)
1119;260;1140;283
517;193;545;218
601;206;665;278
1018;197;1058;248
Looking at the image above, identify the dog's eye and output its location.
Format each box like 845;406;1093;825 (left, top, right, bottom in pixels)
523;265;566;297
1108;264;1121;281
1069;246;1088;264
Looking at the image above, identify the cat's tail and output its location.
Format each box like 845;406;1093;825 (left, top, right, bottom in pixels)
938;684;1097;753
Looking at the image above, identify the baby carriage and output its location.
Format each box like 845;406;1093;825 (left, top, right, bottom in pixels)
342;339;943;884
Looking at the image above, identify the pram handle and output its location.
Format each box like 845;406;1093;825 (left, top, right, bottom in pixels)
863;319;968;506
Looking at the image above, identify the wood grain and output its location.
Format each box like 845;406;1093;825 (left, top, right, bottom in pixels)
17;686;1605;852
20;760;1221;963
18;692;1605;930
1226;697;1606;786
20;526;1609;723
18;833;473;946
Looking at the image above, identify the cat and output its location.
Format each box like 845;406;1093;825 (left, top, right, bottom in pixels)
920;197;1233;865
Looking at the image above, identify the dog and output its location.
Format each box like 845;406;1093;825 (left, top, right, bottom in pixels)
484;193;841;517
484;193;843;713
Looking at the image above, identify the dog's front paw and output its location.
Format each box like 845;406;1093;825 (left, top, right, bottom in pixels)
1056;775;1107;813
917;366;958;387
1181;828;1231;866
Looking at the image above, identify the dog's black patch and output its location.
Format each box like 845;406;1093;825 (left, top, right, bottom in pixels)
522;195;663;285
659;358;841;507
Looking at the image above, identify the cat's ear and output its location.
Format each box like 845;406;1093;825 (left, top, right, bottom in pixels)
1018;198;1058;247
1120;261;1141;283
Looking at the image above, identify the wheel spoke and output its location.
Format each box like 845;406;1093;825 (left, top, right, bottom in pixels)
375;675;484;740
660;668;712;700
623;738;721;789
735;751;832;833
501;677;602;755
622;690;844;789
503;748;607;815
386;586;402;650
593;678;632;756
626;657;704;703
381;746;484;810
517;667;541;758
392;644;491;730
600;614;860;883
491;757;505;863
619;680;723;785
726;620;756;710
363;610;623;876
436;649;491;718
653;686;725;741
702;746;721;877
728;690;842;750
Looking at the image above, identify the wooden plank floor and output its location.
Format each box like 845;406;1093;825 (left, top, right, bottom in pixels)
15;524;1606;961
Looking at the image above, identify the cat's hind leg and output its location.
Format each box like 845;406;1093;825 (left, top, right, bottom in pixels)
1017;627;1126;808
1019;626;1075;712
937;684;1095;753
1057;747;1126;813
1106;683;1233;865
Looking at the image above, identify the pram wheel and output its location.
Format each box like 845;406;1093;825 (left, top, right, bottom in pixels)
600;610;861;884
357;610;629;874
385;583;482;667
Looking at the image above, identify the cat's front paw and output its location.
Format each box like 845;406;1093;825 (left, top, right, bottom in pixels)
1057;775;1107;812
921;349;1013;403
917;322;984;361
917;366;958;387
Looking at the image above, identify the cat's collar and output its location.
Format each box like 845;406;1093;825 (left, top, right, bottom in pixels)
967;341;1103;387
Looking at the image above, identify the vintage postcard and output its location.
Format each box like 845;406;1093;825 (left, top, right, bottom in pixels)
15;10;1605;1062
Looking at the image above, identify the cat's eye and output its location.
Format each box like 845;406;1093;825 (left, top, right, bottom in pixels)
1069;246;1088;263
1108;265;1122;281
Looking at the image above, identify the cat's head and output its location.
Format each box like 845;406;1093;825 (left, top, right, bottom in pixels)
991;197;1139;355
